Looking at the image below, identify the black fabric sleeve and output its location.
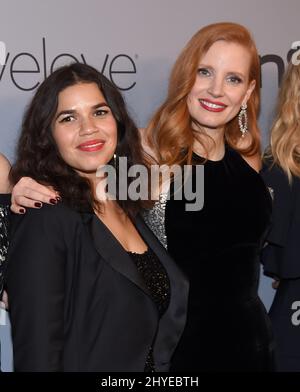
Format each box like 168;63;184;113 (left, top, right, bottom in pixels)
6;205;68;371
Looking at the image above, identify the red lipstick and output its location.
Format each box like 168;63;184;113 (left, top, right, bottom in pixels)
77;139;105;152
199;99;227;112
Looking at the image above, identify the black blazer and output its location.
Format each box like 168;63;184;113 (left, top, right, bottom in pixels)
261;162;300;279
6;203;189;372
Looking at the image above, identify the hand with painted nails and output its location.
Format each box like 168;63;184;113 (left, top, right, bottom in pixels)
11;176;60;214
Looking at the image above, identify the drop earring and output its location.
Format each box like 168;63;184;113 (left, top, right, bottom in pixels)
238;103;248;138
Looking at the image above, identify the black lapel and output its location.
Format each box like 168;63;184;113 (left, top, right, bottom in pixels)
82;211;189;370
134;215;189;370
83;213;152;298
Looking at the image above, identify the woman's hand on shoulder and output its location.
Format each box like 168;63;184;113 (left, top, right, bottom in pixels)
11;177;60;214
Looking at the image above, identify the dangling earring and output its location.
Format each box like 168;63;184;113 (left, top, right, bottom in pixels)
112;153;119;174
238;103;248;138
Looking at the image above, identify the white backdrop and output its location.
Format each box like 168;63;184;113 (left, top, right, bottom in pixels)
0;0;299;371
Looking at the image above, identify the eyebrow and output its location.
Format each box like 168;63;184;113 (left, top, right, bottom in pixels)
55;102;109;120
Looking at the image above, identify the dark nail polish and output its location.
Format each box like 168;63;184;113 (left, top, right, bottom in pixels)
49;198;57;205
19;208;25;214
56;196;62;202
34;202;42;208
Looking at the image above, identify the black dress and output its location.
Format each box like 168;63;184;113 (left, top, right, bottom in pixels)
164;146;274;371
261;162;300;371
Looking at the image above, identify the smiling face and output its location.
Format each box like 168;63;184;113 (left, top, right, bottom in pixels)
52;82;118;181
187;40;256;134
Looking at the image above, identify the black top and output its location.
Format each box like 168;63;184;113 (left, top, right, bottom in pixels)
129;248;170;372
128;248;170;317
6;203;189;372
261;161;300;279
0;193;10;296
165;146;274;371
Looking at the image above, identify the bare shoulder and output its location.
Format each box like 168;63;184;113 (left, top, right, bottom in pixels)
0;153;11;192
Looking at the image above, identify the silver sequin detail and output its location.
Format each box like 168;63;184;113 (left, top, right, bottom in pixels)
143;192;168;249
0;204;9;295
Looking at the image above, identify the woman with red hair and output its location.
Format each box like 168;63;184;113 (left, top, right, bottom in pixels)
11;22;275;371
143;22;274;371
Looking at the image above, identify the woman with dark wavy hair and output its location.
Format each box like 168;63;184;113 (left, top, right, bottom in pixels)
9;22;275;371
6;63;188;372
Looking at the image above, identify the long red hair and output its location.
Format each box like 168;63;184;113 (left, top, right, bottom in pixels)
147;22;261;166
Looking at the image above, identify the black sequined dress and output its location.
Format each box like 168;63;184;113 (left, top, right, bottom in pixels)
128;247;170;371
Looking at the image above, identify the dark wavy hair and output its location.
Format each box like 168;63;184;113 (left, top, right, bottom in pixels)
10;63;151;216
